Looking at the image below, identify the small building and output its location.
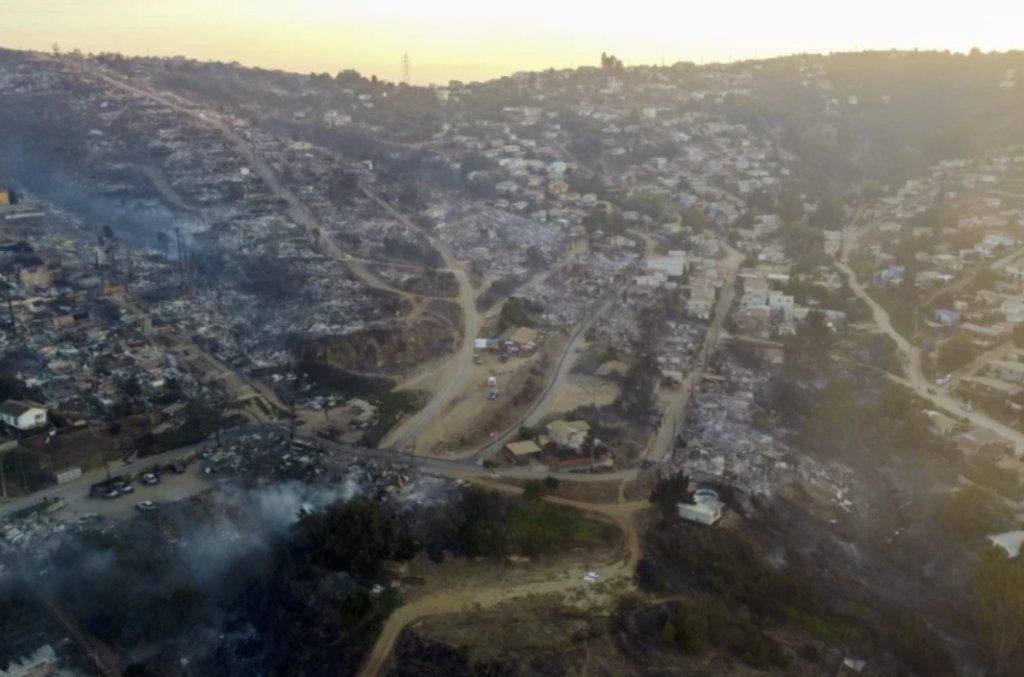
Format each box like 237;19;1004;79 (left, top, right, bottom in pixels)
53;467;82;485
504;440;541;465
934;309;961;327
923;410;959;436
677;490;723;525
546;420;590;450
495;327;539;356
0;400;48;431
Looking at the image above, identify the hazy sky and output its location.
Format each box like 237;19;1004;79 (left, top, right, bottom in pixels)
5;1;1022;83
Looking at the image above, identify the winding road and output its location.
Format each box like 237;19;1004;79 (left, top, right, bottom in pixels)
838;209;1024;451
355;480;647;677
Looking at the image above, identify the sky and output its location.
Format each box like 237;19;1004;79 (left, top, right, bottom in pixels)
4;1;1023;84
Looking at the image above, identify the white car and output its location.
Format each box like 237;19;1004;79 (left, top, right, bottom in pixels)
136;501;157;511
587;571;600;579
961;401;974;412
936;374;951;386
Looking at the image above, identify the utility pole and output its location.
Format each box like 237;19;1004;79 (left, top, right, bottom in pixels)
4;278;16;338
175;228;185;284
401;53;412;85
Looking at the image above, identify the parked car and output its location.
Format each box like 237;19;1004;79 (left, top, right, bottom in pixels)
936;374;952;386
140;473;160;486
113;482;133;494
101;489;120;500
169;462;187;474
136;501;157;512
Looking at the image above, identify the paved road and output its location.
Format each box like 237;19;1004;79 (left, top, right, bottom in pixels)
463;290;624;464
0;426;287;519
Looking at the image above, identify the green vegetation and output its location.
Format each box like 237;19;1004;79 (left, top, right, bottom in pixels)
940;485;1010;542
661;600;788;669
295;496;415;578
961;457;1024;502
438;487;617;558
884;611;958;677
802;379;942;460
784;310;832;373
649;473;693;517
973;546;1024;677
939;334;978;372
866;289;919;338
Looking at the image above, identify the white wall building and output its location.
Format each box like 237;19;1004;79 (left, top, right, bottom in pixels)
0;400;47;430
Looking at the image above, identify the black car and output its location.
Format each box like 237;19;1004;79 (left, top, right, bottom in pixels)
169;462;187;474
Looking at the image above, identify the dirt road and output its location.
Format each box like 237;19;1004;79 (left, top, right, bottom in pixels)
839;210;1024;451
356;481;646;677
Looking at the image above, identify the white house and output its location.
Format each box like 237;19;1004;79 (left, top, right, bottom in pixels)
547;420;591;450
646;256;685;278
758;247;786;264
678;492;723;525
0;400;47;430
323;111;352;127
767;291;794;308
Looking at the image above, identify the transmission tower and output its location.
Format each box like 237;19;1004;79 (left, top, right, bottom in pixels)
401;53;411;85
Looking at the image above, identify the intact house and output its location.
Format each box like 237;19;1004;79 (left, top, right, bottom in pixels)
494;327;539;357
504;439;542;466
0;400;48;431
924;410;960;436
934;309;961;327
546;420;590;450
678;493;724;525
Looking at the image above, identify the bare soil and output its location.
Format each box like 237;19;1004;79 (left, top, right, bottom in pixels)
408;334;568;457
548;375;619;418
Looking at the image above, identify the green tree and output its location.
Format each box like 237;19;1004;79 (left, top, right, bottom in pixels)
1014;324;1024;350
295;496;408;578
662;620;678;644
522;480;548;507
809;195;844;230
650;473;693;517
939;334;976;372
973;546;1024;676
940;485;1007;541
777;183;805;223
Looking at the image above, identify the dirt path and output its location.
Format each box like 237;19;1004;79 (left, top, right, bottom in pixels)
356;481;646;677
840;209;1024;450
